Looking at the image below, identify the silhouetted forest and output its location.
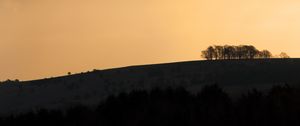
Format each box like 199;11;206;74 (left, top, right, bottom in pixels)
0;84;299;126
201;45;289;60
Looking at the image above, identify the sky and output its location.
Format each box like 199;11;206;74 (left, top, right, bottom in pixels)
0;0;300;80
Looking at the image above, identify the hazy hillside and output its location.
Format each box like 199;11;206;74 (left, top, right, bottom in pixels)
1;58;300;115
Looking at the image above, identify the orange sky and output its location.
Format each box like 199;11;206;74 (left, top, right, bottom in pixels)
0;0;299;80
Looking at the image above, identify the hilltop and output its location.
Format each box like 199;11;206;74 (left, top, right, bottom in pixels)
0;58;300;115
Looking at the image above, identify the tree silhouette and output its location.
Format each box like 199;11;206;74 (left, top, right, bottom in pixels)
245;45;258;59
279;52;290;58
201;45;274;60
258;50;272;58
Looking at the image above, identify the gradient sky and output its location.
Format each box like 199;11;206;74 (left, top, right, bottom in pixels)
0;0;299;80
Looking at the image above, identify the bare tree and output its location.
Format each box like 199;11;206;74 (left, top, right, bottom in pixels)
258;50;272;58
207;46;215;60
223;45;230;59
240;45;250;59
227;46;236;59
201;50;209;60
201;46;215;60
279;52;290;58
214;45;224;60
235;46;243;59
247;45;259;59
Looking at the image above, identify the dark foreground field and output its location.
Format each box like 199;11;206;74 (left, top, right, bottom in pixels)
1;84;300;126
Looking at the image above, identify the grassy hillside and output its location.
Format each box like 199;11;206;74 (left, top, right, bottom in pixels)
0;58;300;115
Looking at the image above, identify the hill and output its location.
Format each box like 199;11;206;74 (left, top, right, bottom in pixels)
0;58;300;115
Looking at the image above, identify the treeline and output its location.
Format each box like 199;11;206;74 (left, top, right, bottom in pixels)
1;84;300;126
201;45;289;60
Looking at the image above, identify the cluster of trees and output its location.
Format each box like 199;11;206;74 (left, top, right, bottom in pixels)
201;45;289;60
1;84;300;126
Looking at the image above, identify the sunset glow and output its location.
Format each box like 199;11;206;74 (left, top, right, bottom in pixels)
0;0;299;80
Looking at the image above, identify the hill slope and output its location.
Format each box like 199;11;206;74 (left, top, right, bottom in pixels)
1;59;300;115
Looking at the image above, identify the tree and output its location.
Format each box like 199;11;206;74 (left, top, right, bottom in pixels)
279;52;289;58
214;45;224;60
207;46;215;60
227;45;236;59
224;45;234;59
236;45;244;59
246;45;259;59
239;45;248;59
201;46;215;60
258;50;272;59
201;50;209;60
